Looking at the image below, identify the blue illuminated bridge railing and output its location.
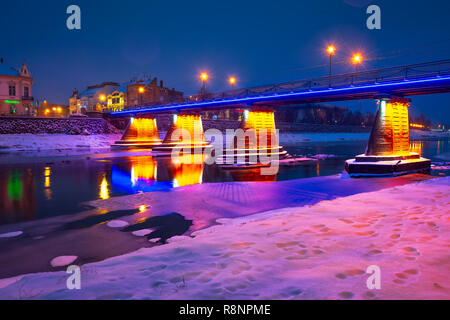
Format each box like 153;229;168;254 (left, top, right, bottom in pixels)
111;59;450;115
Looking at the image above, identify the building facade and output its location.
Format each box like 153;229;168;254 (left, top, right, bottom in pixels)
0;61;34;116
70;77;183;115
69;82;120;115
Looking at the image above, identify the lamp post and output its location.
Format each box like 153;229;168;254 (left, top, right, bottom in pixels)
327;45;336;86
200;73;208;95
138;87;144;106
352;54;362;74
229;76;236;91
99;95;106;112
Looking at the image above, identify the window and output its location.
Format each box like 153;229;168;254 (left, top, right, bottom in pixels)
24;87;29;97
9;105;16;114
9;86;16;96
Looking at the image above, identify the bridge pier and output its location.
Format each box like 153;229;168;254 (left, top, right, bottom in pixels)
152;113;211;152
218;107;287;165
111;116;162;149
345;96;430;177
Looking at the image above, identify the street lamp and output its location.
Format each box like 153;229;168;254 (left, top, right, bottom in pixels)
229;76;236;90
327;45;336;86
352;53;362;73
200;72;208;94
138;87;144;105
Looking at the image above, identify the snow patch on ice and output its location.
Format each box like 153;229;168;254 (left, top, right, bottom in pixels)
106;220;129;228
50;256;78;267
131;229;153;237
0;231;23;238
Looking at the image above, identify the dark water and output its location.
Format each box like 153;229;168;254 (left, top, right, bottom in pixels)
0;140;448;226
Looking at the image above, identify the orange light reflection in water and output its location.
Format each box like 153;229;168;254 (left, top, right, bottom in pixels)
130;157;157;185
410;141;423;155
171;154;204;187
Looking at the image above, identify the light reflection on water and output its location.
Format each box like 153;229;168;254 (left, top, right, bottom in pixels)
0;139;448;225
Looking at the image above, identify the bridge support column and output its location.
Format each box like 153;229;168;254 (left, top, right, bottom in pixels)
111;116;162;149
218;107;287;165
345;96;430;177
152;113;211;152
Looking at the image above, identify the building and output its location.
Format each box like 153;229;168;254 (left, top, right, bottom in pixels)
69;82;120;115
0;60;34;116
123;78;183;109
70;77;183;115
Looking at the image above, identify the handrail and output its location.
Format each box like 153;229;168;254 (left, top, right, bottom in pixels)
114;59;450;112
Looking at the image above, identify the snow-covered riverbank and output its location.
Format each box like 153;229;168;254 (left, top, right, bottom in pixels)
0;134;122;152
0;176;448;300
0;128;448;153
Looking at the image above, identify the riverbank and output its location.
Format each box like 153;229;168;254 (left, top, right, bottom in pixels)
0;129;448;153
0;134;122;152
0;175;448;299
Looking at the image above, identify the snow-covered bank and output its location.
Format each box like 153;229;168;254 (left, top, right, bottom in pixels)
0;134;122;152
0;176;448;300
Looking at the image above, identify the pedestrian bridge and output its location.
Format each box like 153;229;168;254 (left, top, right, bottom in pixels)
110;59;450;177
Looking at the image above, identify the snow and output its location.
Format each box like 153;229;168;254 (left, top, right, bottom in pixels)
0;134;122;152
0;231;23;238
132;229;153;237
50;256;78;268
106;220;129;228
0;176;448;300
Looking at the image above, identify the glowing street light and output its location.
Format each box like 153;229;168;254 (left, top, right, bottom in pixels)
229;76;236;90
352;53;362;73
99;95;106;101
200;72;209;94
327;45;336;85
138;87;145;105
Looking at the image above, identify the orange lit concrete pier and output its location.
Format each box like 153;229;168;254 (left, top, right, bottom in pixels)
218;107;287;165
152;113;211;152
345;96;431;176
111;117;162;149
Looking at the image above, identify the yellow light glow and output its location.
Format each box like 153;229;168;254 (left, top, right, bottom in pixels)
57;107;62;112
99;176;110;200
45;109;49;113
352;54;362;64
327;45;335;54
229;77;236;85
200;73;208;81
52;107;56;111
139;205;147;213
100;95;106;101
44;167;51;188
138;87;145;93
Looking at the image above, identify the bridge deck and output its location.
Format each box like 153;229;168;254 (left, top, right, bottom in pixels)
111;59;450;115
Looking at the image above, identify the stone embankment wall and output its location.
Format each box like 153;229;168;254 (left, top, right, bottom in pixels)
0;117;121;134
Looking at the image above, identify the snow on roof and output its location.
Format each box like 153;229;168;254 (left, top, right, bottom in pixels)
78;87;103;98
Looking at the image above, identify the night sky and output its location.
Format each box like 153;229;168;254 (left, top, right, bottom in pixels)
1;0;450;123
